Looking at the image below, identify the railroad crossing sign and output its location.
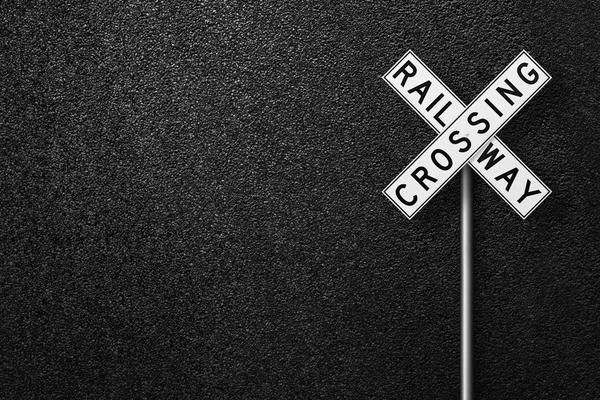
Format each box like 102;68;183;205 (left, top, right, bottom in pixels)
382;50;551;219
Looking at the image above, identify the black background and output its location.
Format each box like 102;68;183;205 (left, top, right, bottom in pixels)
2;1;600;398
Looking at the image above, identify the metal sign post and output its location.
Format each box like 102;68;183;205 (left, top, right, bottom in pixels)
461;167;473;400
381;50;551;399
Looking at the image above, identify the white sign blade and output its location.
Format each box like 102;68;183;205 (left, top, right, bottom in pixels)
383;51;550;219
383;50;551;218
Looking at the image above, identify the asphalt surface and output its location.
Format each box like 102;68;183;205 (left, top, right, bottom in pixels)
2;1;600;398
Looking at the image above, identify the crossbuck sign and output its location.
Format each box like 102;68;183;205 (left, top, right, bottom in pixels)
382;51;551;219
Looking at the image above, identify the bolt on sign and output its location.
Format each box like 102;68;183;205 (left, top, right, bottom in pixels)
382;50;551;219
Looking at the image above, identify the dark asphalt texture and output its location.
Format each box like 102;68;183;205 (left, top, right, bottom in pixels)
2;1;600;398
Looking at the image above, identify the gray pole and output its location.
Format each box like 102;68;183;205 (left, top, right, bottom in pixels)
461;167;473;400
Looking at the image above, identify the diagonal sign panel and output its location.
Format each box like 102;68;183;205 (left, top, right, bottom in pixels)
382;51;551;218
383;51;550;219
